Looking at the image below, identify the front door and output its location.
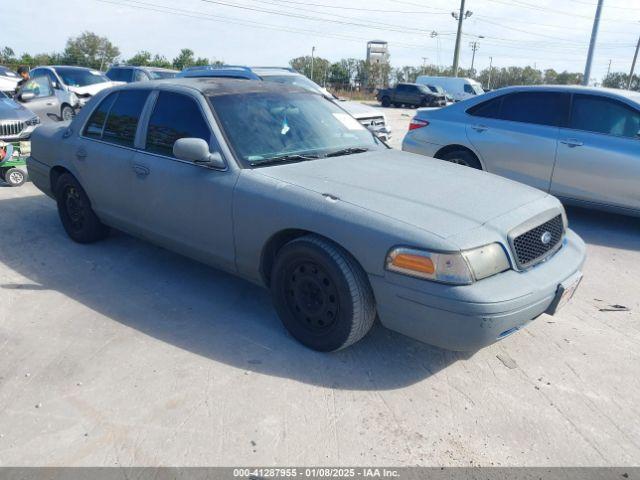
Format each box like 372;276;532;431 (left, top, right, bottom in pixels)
18;76;60;122
465;91;569;191
128;90;237;271
551;93;640;211
73;89;150;227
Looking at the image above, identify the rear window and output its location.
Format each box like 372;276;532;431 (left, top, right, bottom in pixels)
499;92;569;127
83;90;149;146
106;68;133;83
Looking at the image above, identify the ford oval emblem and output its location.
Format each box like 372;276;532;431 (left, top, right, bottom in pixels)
541;231;553;245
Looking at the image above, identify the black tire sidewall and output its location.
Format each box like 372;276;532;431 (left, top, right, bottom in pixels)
381;97;390;107
441;150;481;169
271;241;356;352
55;174;107;243
61;105;74;121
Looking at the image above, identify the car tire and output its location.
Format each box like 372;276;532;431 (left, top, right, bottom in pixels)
440;150;482;169
4;168;26;187
381;96;391;107
393;102;401;108
61;104;75;121
270;235;376;352
55;173;109;243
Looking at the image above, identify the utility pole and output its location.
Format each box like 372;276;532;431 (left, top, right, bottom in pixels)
487;56;493;90
310;46;316;81
628;36;640;90
452;0;471;77
469;41;480;76
582;0;604;86
606;59;612;78
421;56;429;75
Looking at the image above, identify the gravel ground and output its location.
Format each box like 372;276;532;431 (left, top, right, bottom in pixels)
0;108;638;466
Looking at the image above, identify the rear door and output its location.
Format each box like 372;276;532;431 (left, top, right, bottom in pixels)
551;93;640;210
465;91;569;191
74;89;150;226
128;89;238;271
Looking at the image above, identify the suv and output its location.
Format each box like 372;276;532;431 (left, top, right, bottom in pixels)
178;66;391;140
376;83;446;108
106;66;178;83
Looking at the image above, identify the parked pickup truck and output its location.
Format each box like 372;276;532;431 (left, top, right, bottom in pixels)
377;83;446;108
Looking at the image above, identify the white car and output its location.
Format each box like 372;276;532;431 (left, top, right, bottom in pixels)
29;66;123;106
0;66;19;95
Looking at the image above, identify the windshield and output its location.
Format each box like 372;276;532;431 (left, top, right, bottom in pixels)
260;74;324;95
148;70;177;80
209;91;383;166
54;67;110;87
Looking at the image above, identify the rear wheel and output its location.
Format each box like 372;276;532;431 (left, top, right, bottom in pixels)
439;149;482;169
381;96;391;107
271;235;376;352
4;168;26;187
55;173;109;243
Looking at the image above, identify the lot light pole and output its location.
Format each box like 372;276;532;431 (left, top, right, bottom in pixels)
487;56;493;89
582;0;604;86
628;36;640;90
310;46;316;81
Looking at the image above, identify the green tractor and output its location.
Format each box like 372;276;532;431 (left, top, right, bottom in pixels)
0;140;29;187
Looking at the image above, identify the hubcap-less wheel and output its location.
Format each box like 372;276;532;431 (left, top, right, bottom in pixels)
64;186;86;232
448;157;470;167
285;261;339;331
8;170;24;186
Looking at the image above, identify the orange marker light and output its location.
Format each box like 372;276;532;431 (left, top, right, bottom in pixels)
391;253;435;275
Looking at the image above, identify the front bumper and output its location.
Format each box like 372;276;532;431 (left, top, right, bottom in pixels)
370;229;586;351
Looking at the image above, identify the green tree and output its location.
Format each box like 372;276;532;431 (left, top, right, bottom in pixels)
0;46;15;63
127;51;153;66
62;31;120;69
289;55;331;85
172;48;195;70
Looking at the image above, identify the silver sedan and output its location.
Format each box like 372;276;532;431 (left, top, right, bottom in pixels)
402;85;640;217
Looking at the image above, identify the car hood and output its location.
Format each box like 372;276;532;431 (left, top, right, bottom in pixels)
68;81;121;96
0;97;36;121
336;100;384;119
255;150;549;240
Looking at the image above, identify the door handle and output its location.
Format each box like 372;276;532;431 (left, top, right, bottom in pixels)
132;164;150;177
75;148;87;160
560;139;583;148
46;102;54;106
472;124;488;132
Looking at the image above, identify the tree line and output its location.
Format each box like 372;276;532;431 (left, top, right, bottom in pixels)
0;31;223;72
1;31;637;92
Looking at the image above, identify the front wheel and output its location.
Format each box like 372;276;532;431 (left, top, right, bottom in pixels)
4;168;26;187
61;105;75;121
381;96;391;107
55;173;109;243
271;235;376;352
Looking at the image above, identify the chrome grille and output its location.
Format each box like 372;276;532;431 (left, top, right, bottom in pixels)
511;214;564;269
0;121;25;139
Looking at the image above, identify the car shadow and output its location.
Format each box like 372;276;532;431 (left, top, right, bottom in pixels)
0;194;464;391
565;206;640;252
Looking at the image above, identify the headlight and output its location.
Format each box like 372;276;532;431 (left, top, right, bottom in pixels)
25;116;40;126
386;243;510;285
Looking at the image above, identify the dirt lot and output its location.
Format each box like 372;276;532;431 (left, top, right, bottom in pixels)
0;108;639;466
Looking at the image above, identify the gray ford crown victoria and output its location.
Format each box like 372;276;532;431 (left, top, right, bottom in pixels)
27;78;586;352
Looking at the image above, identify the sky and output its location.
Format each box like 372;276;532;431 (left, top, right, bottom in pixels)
4;0;640;83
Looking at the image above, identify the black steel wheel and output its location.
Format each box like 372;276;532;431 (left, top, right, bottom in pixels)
271;235;376;352
56;173;109;243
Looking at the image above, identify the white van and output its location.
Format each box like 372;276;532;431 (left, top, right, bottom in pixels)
415;76;484;102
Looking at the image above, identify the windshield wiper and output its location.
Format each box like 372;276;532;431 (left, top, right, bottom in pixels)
254;153;320;166
325;147;369;158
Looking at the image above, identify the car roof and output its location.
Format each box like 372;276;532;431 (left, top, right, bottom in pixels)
491;84;640;103
111;65;177;73
116;76;315;97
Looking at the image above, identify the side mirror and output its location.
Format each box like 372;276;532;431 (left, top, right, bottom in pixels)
173;138;225;168
19;91;36;102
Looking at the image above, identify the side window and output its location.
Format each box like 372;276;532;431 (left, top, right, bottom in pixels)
467;97;502;119
570;94;640;139
397;84;407;92
133;70;148;82
102;90;150;147
463;84;474;94
145;91;212;158
499;92;569;127
106;68;132;82
83;92;118;139
21;76;53;98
